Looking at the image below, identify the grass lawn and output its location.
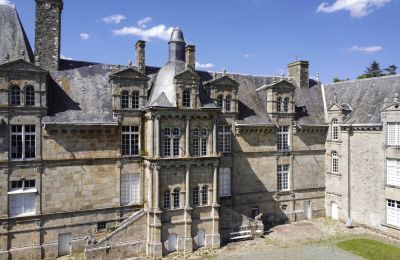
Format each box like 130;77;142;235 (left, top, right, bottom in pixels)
337;238;400;260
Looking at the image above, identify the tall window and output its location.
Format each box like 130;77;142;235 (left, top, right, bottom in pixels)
387;199;400;227
277;126;289;151
217;95;223;108
11;125;35;160
163;190;171;209
173;128;180;156
388;123;400;146
25;86;35;106
121;91;129;109
9;180;36;217
132;91;139;109
164;128;171;156
332;119;339;141
193;187;199;207
332;151;339;173
217;126;231;153
276;97;282;112
121;126;139;156
164;128;180;157
283;97;289;112
277;165;289;191
121;173;140;205
200;128;208;156
219;168;231;197
10;85;21;106
173;188;180;209
387;159;400;187
192;128;200;156
183;90;191;108
201;186;208;205
225;95;232;112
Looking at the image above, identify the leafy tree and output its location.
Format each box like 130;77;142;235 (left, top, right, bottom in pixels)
333;77;350;83
384;65;397;75
364;60;383;78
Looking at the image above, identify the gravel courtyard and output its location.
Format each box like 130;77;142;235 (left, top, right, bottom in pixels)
167;218;400;260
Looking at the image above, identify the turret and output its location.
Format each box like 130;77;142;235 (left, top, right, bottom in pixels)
168;28;185;62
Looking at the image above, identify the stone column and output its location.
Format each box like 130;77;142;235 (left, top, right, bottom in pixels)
154;165;160;211
154;115;160;158
185;164;191;208
148;164;154;209
183;164;193;252
211;161;221;249
149;115;154;157
212;161;219;206
213;116;217;155
185;116;190;157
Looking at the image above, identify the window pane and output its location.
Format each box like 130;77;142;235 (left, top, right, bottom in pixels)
183;90;191;108
132;91;139;109
10;86;21;106
121;91;129;109
25;86;35;106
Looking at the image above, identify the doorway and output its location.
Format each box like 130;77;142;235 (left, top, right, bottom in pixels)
304;201;312;219
58;233;71;257
331;202;338;220
168;233;177;252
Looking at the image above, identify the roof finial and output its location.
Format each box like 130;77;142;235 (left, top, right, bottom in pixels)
281;72;285;79
128;60;132;67
4;52;9;62
316;72;320;81
334;93;338;104
223;68;227;76
394;91;399;104
213;71;217;79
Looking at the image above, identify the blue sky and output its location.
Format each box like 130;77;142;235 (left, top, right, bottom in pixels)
3;0;400;82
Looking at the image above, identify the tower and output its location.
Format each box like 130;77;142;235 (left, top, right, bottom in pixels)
168;28;185;62
34;0;63;71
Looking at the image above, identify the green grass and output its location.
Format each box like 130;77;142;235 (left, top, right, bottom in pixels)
337;238;400;260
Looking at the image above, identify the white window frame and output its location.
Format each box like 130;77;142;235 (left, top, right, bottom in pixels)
11;125;36;160
131;91;140;109
332;151;339;174
277;126;289;151
121;126;140;156
388;123;400;146
121;173;141;206
332;119;339;141
164;128;180;157
277;165;289;191
8;180;37;217
217;126;231;153
219;168;231;197
387;158;400;187
387;199;400;227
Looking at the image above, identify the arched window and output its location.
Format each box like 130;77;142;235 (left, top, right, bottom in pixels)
132;91;139;109
201;186;208;205
25;86;35;106
173;188;180;209
217;95;223;108
225;95;232;112
192;128;200;156
121;91;129;109
163;190;171;209
332;119;339;141
182;90;191;108
10;86;21;106
332;151;339;173
283;97;289;112
164;128;171;157
193;187;199;207
276;97;282;112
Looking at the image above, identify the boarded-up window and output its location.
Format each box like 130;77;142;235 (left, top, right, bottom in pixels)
387;159;400;187
121;173;141;205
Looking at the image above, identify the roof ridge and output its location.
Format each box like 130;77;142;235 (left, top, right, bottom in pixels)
325;74;400;86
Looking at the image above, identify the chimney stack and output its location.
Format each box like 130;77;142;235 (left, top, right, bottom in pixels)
185;45;196;70
135;40;146;74
287;61;309;88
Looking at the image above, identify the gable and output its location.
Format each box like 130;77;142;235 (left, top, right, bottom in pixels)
110;67;149;80
328;103;342;112
204;75;239;87
0;59;47;73
174;69;201;80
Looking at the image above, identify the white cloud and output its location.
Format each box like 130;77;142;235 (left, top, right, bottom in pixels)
317;0;391;17
112;24;174;41
348;45;383;53
101;14;126;24
195;62;215;69
243;54;252;58
80;33;90;40
0;0;12;5
138;17;152;28
60;54;72;60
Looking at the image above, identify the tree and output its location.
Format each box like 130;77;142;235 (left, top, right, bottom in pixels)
364;60;383;78
384;65;397;75
333;77;350;83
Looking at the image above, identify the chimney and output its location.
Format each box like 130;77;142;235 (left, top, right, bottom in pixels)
185;45;195;70
287;61;309;88
135;40;146;74
34;0;63;71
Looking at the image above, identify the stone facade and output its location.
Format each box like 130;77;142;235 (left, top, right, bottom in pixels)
1;1;400;259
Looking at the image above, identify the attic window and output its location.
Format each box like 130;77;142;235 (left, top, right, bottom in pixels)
183;90;191;108
10;86;21;106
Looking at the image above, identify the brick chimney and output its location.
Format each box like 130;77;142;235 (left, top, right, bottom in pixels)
287;61;309;88
185;45;195;70
135;40;146;74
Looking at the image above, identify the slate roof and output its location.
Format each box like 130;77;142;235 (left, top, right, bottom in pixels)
0;5;33;65
324;75;400;124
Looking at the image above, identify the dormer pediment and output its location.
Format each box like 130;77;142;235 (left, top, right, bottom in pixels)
174;69;201;81
204;75;239;88
328;103;342;112
110;67;149;80
383;102;400;112
0;59;47;74
257;79;296;92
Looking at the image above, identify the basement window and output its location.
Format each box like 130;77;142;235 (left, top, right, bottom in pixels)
97;222;106;231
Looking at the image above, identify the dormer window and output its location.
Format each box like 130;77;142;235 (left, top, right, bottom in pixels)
225;95;232;112
283;97;289;112
10;85;21;106
183;90;191;108
25;86;35;106
332;119;339;141
121;91;129;109
217;95;223;108
132;91;139;109
276;97;282;112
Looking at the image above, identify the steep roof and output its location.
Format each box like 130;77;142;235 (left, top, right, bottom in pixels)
0;5;33;65
324;75;400;124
